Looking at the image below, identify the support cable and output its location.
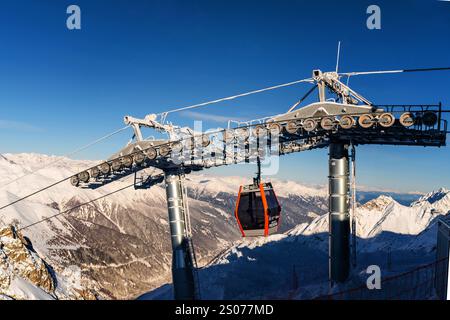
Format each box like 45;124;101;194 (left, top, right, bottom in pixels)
0;177;72;211
0;84;319;212
287;84;318;113
158;78;313;117
18;183;134;231
1;125;130;189
17;172;164;231
340;66;450;77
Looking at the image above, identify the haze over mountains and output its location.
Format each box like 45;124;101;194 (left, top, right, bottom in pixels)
0;153;448;300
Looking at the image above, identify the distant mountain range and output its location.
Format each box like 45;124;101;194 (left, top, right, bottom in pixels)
356;191;422;206
0;153;327;299
0;153;447;300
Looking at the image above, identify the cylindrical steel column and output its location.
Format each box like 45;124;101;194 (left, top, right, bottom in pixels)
164;170;195;300
328;143;350;283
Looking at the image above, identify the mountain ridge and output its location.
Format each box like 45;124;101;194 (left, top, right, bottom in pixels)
0;153;447;299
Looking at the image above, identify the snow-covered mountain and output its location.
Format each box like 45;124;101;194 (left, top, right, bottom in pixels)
1;153;447;300
148;188;450;300
0;153;327;299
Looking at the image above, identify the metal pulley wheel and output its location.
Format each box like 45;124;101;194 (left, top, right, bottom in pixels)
70;175;79;187
159;145;171;157
90;167;100;178
268;123;282;136
253;125;267;137
422;111;438;126
303;119;317;132
133;152;146;165
145;147;157;160
358;114;374;128
121;155;133;168
378;113;395;128
202;135;211;147
399;112;414;127
339;115;355;129
320;117;335;130
78;171;90;183
285;120;299;134
235;127;250;140
223;129;235;143
196;135;210;147
111;160;122;171
99;162;110;175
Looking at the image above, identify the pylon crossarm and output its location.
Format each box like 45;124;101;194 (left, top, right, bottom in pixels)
70;104;447;189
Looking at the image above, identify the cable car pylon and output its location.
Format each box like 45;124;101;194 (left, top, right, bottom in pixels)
328;142;351;284
62;64;450;299
164;169;197;300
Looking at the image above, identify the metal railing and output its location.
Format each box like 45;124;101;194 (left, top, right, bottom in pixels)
376;103;447;132
315;257;449;300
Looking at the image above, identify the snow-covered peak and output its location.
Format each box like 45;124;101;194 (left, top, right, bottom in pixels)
410;188;450;219
359;195;394;211
411;187;450;208
186;174;326;199
2;153;95;172
4;152;70;164
0;226;55;299
271;180;327;198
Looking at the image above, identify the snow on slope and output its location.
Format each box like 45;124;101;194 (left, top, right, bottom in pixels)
1;152;447;300
6;277;54;300
0;153;232;298
148;189;450;300
0;153;328;299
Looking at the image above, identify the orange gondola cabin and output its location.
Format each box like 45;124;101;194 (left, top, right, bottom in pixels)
234;182;281;237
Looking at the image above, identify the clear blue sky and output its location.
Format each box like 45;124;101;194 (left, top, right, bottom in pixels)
0;0;449;192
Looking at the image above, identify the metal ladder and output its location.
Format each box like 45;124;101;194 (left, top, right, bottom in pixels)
350;144;357;268
181;178;202;300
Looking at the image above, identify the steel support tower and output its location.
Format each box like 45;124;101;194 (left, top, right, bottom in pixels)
164;169;196;300
328;142;351;283
70;100;448;298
